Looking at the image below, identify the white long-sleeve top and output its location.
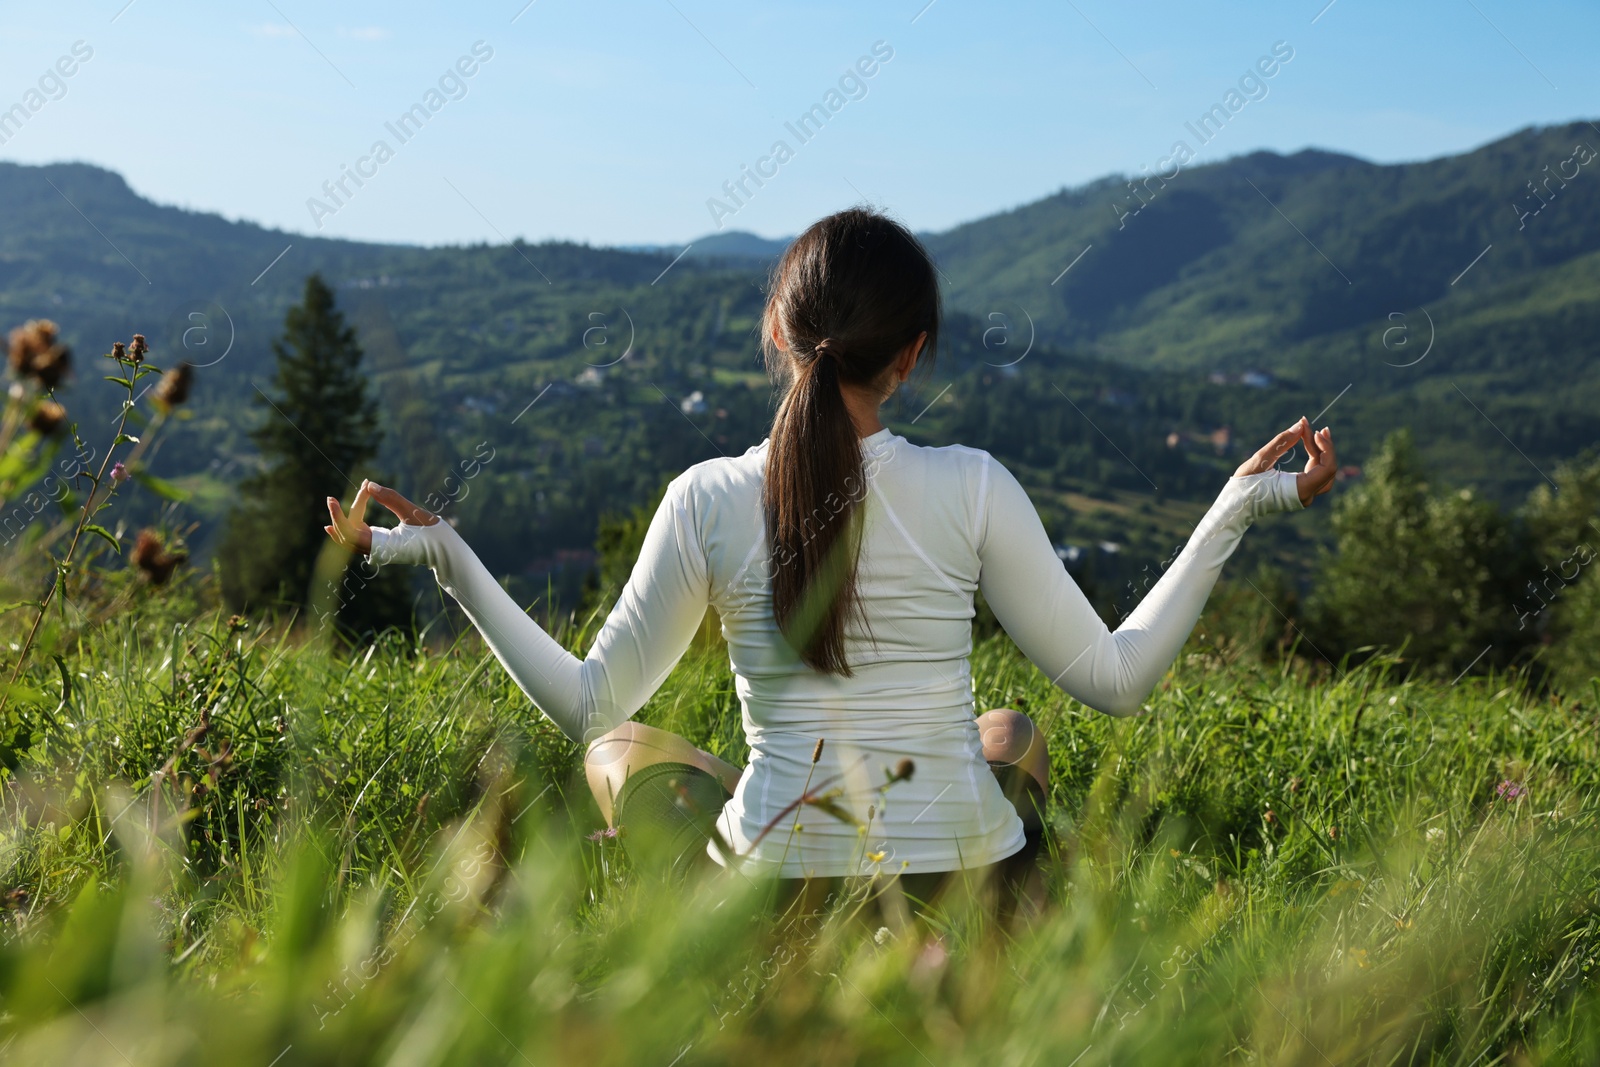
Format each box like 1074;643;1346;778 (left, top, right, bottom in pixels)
371;426;1303;877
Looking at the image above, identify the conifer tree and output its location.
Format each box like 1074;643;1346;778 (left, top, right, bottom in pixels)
219;274;409;637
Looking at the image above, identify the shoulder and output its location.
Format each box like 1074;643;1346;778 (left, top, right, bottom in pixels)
674;439;767;495
884;436;998;489
663;440;768;527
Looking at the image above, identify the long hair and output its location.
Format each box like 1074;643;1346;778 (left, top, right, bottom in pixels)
761;208;941;675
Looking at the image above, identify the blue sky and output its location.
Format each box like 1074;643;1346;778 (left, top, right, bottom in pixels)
2;0;1596;247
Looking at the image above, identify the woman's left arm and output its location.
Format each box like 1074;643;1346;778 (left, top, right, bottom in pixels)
977;418;1335;716
326;477;711;745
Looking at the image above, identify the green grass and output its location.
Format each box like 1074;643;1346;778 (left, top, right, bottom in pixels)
1;595;1598;1066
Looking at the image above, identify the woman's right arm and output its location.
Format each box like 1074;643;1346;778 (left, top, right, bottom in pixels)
324;479;711;745
976;419;1333;716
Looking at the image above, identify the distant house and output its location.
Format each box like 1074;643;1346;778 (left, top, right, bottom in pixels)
577;367;605;387
680;389;708;415
1240;370;1275;388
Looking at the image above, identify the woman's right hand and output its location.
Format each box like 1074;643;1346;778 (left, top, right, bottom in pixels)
324;480;440;556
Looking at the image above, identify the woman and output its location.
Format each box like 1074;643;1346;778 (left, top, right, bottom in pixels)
323;208;1335;904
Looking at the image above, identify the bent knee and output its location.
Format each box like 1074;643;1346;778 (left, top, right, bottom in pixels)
977;709;1046;772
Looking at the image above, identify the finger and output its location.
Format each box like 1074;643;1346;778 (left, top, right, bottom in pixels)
1262;417;1307;464
349;479;372;523
327;496;347;530
1317;428;1336;492
369;483;438;525
1302;422;1324;471
366;483;411;520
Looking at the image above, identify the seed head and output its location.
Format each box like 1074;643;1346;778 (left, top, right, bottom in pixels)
8;319;71;389
128;333;148;363
133;529;187;586
110;341;127;362
891;758;915;784
27;400;66;436
153;361;193;410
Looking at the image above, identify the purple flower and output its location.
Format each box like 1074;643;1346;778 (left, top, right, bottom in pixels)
1496;779;1526;801
587;826;620;841
110;462;128;483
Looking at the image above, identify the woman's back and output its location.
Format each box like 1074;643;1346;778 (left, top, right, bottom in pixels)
683;426;1022;876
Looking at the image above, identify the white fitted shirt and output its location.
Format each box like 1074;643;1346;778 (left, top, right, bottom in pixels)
371;426;1303;877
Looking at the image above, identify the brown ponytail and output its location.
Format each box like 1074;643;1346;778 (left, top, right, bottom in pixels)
761;209;941;674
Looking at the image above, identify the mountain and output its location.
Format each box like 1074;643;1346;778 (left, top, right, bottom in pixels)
3;119;1598;602
924;122;1600;500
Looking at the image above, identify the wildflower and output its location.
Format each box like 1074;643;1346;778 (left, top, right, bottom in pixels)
887;758;915;784
1288;776;1302;793
109;341;127;361
110;462;128;483
587;826;620;841
132;529;187;586
128;333;148;363
1426;826;1445;842
27;400;66;436
873;926;892;945
1263;809;1277;824
153;362;193;410
1349;948;1369;969
8;319;71;389
1496;779;1526;801
866;850;887;863
1328;826;1339;841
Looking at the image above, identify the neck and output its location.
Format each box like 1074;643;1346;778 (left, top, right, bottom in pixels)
840;382;885;438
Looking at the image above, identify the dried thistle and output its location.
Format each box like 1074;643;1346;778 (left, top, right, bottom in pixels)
8;319;71;389
133;529;187;586
109;340;127;361
153;362;193;410
27;400;66;436
129;333;148;363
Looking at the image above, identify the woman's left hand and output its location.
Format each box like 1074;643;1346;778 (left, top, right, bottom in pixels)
1233;416;1337;507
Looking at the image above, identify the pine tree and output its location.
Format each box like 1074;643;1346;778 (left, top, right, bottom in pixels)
219;274;410;637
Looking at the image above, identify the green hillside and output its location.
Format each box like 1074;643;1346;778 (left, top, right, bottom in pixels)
3;120;1597;590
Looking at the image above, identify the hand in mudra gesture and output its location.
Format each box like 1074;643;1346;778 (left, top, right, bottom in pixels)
324;480;439;556
1233;416;1337;507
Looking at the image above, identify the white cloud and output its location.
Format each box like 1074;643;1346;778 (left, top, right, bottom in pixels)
338;26;391;41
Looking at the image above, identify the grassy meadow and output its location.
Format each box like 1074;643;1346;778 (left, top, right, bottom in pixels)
0;586;1597;1066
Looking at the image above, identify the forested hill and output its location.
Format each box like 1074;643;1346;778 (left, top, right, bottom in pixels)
2;118;1597;591
926;121;1600;500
